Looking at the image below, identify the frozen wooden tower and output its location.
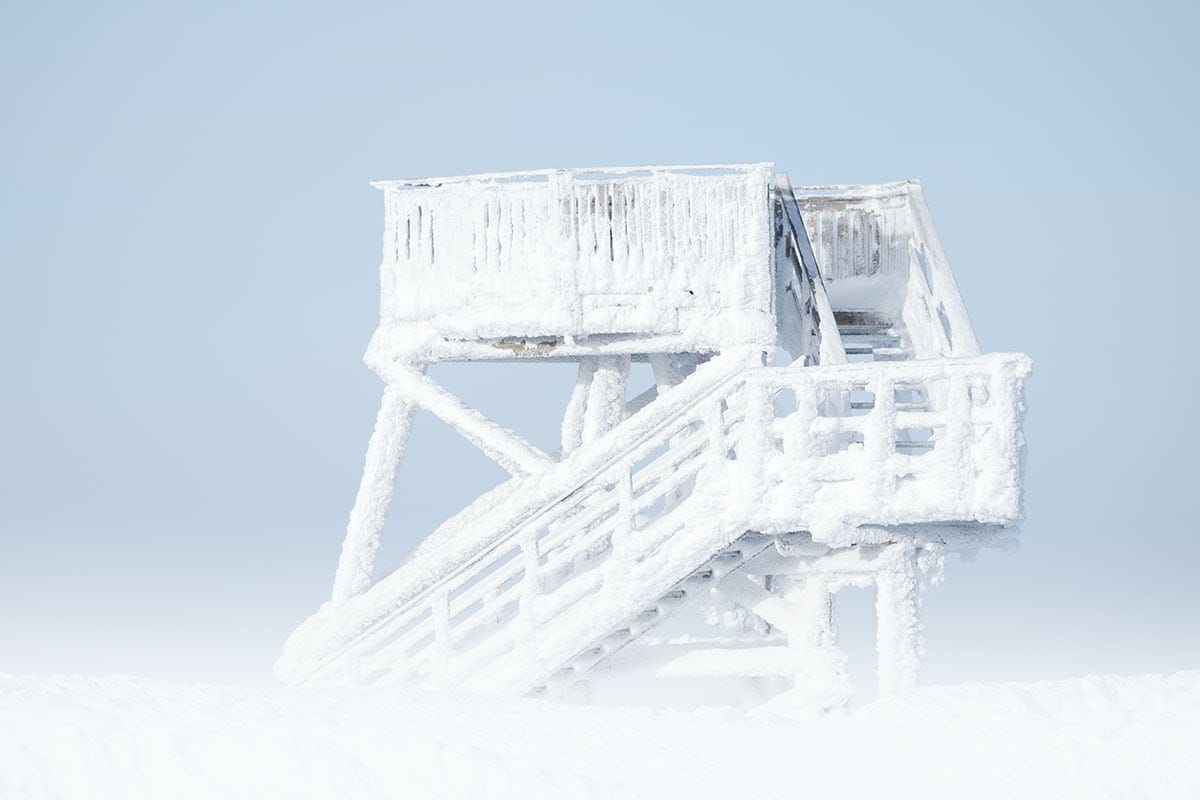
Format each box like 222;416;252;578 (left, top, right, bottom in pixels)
278;164;1030;710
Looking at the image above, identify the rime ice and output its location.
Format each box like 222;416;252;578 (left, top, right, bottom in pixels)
278;165;1032;710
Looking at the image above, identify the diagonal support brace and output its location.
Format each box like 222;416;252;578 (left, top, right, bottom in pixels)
384;364;554;477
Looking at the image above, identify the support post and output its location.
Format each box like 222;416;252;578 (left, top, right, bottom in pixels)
582;355;630;443
560;360;596;456
875;546;923;695
331;383;417;602
561;356;631;456
648;354;687;390
785;575;851;711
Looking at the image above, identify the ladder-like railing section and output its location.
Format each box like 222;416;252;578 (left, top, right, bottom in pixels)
276;351;759;686
280;353;1030;689
746;353;1031;537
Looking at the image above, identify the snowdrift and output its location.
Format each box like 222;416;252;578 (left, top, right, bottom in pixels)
2;671;1198;799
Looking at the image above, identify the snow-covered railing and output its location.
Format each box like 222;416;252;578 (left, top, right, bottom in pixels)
370;165;776;358
774;175;845;365
279;352;1029;689
795;182;980;359
748;353;1030;540
901;182;981;357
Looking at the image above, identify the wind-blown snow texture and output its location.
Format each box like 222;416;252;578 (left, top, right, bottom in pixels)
3;671;1198;799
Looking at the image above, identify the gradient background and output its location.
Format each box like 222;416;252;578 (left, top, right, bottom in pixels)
2;0;1197;689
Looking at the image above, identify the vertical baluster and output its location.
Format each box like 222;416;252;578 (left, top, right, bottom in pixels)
430;589;451;682
602;465;635;593
739;378;774;514
788;374;817;459
615;465;634;554
706;397;727;471
866;377;897;498
517;528;541;644
488;583;504;628
944;369;973;505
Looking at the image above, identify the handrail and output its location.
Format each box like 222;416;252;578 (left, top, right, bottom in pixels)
774;174;846;366
903;184;982;357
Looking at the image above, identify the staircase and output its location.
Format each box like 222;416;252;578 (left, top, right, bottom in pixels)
277;351;766;692
277;346;1030;693
835;310;913;362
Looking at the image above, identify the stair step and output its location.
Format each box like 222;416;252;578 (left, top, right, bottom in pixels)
850;401;930;412
833;310;888;326
840;339;903;354
837;324;893;335
636;608;661;623
840;331;902;345
872;348;913;361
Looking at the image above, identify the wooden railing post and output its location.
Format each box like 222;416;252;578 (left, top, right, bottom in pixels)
706;398;727;471
866;377;897;498
738;376;774;511
517;529;541;644
430;589;451;682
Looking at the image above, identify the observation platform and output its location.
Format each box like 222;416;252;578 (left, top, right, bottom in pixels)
279;163;1031;711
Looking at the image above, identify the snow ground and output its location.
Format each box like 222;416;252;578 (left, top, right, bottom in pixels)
2;671;1198;800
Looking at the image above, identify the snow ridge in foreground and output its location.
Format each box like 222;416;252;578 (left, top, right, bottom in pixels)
2;671;1198;799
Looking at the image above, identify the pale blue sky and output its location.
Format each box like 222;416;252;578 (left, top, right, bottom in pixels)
2;0;1197;685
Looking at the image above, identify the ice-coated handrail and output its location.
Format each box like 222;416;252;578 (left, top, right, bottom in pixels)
775;174;846;366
